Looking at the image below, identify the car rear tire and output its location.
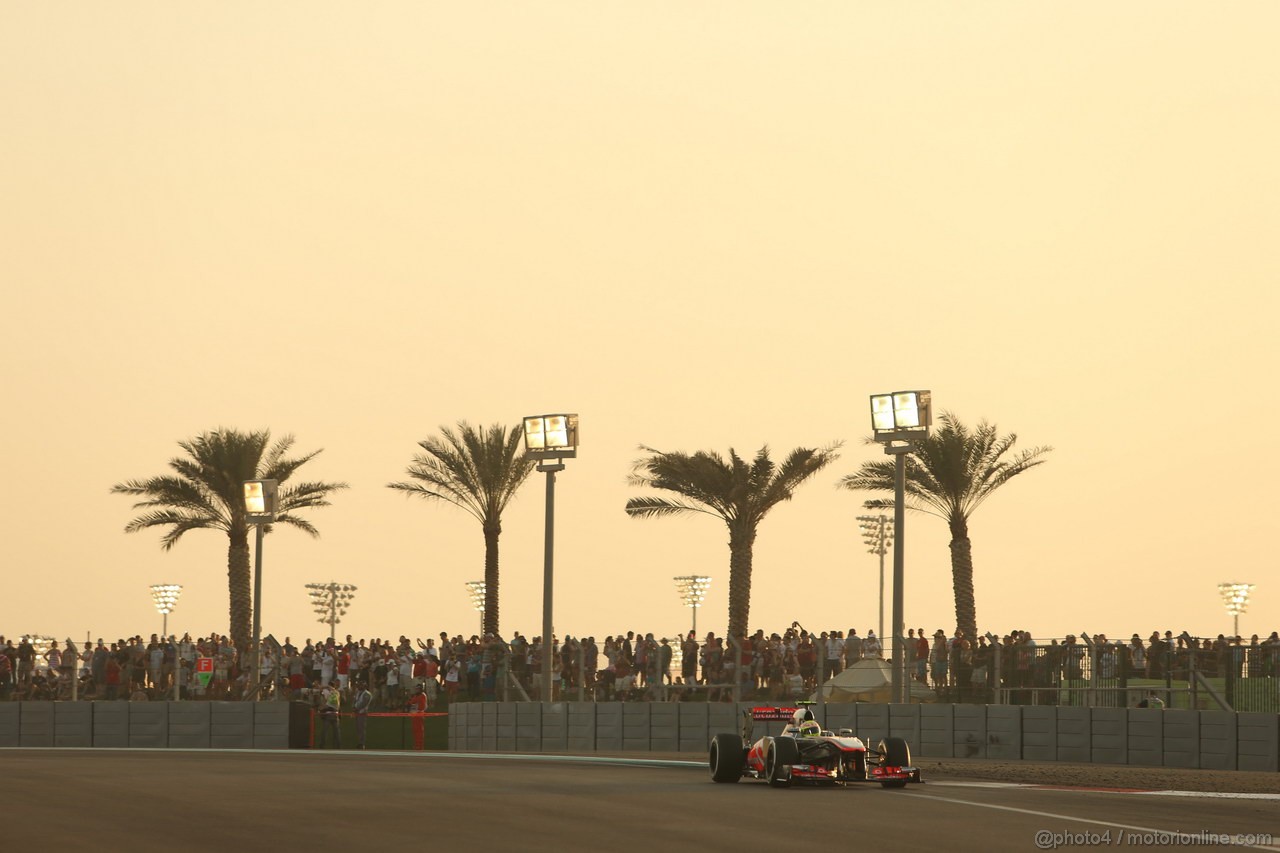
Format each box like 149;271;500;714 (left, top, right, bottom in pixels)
767;737;799;788
709;733;746;783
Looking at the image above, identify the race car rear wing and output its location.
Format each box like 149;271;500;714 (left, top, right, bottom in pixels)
741;706;803;741
749;706;801;721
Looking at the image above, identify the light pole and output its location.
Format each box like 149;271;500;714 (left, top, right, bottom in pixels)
149;583;183;640
466;581;487;636
523;413;579;703
244;479;278;699
307;582;357;642
869;390;931;704
1218;582;1255;637
673;576;712;638
856;515;892;642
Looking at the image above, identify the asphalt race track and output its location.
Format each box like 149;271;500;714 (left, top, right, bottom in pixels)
3;750;1277;852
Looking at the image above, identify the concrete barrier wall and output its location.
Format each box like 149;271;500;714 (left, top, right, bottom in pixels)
55;703;93;748
0;704;19;747
0;702;291;750
677;704;708;754
1090;708;1125;765
168;702;210;748
1022;706;1055;762
448;702;1280;772
1163;709;1199;769
128;702;168;748
1238;712;1279;772
622;703;650;751
987;706;1021;760
953;704;986;758
1057;706;1089;763
1199;711;1235;771
1127;708;1162;767
92;702;129;748
568;702;596;752
542;703;568;752
252;703;289;750
919;703;954;758
210;702;253;750
496;702;516;751
20;702;55;747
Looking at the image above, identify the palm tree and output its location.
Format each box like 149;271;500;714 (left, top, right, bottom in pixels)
387;422;534;637
112;429;347;650
625;443;841;641
839;412;1051;641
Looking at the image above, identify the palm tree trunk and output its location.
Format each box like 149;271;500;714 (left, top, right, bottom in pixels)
948;515;978;642
483;522;501;637
726;524;756;641
227;529;252;650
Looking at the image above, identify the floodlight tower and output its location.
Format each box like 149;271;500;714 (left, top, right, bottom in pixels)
674;575;712;637
1218;582;1255;637
307;582;358;642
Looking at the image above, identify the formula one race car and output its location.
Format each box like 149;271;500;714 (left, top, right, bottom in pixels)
709;705;920;788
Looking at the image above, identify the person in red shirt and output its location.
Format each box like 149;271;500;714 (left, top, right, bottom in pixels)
337;649;351;691
407;683;428;713
407;684;428;750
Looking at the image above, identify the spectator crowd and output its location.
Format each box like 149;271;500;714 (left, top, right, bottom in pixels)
3;624;1277;710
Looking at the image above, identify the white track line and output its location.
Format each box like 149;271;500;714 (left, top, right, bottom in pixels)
912;789;1280;851
929;780;1280;800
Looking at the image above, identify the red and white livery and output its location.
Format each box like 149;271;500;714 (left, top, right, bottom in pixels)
709;705;920;788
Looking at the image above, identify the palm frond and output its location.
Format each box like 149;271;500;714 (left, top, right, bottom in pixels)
623;496;717;519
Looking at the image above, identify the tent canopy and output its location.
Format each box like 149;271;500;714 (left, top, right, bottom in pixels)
810;659;936;703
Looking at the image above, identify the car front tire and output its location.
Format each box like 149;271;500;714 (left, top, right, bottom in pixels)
767;737;799;788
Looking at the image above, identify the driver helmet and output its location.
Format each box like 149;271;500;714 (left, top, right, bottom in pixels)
791;707;815;726
798;721;821;738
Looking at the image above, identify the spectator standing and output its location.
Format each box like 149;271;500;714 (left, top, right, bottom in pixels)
844;629;863;666
825;631;844;679
385;653;401;707
16;637;34;690
104;650;122;700
914;628;930;683
1127;635;1145;679
681;633;698;685
930;630;948;689
862;630;882;660
1061;635;1083;683
797;634;817;687
0;648;12;699
317;680;341;749
443;658;461;703
90;641;107;695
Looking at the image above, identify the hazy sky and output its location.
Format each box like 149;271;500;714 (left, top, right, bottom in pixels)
3;3;1277;649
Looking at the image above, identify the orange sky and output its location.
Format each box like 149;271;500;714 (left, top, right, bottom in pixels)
2;3;1277;648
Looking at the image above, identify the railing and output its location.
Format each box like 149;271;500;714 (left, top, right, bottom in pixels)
931;634;1279;713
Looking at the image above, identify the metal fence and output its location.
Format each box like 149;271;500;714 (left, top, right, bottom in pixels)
463;632;1278;714
929;634;1279;713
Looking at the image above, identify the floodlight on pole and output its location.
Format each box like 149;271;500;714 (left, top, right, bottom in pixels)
523;413;579;703
1217;582;1255;638
466;580;487;636
149;583;183;639
869;390;931;705
244;478;278;700
306;582;358;642
674;575;712;637
856;515;892;642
